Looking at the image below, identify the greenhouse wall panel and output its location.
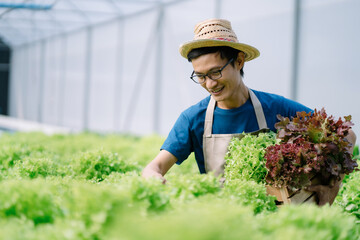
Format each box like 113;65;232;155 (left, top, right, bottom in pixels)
61;30;87;130
8;49;21;118
227;0;294;98
25;43;42;122
298;0;360;138
87;22;118;132
119;12;158;135
4;0;359;138
42;38;62;125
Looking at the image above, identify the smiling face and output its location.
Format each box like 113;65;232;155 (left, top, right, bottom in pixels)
191;51;248;109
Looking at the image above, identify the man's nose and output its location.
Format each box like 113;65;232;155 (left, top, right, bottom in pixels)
205;77;218;88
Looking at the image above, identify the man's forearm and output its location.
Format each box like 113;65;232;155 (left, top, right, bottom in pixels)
141;150;178;183
142;162;164;178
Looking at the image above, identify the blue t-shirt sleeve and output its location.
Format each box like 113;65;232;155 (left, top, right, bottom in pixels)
280;96;313;118
161;112;193;165
256;90;313;131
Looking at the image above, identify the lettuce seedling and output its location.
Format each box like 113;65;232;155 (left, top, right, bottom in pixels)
225;132;277;184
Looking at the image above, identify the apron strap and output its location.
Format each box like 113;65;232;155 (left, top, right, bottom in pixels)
203;89;268;136
204;96;216;137
249;89;268;129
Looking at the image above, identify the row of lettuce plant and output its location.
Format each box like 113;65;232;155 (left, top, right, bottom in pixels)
0;131;358;239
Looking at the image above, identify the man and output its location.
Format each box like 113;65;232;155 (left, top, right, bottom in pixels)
142;19;356;205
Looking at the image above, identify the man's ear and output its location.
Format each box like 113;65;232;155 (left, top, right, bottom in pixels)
235;52;245;70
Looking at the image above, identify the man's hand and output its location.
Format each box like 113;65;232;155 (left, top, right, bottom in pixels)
141;150;178;184
304;176;343;206
142;167;167;184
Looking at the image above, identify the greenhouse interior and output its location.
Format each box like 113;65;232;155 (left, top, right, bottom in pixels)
0;0;359;239
0;0;358;136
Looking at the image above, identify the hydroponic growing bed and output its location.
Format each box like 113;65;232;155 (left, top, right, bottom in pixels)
0;132;359;240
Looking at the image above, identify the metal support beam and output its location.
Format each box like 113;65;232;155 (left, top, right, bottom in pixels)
113;19;124;131
22;46;30;119
45;9;66;32
153;6;164;133
64;0;92;23
58;34;67;126
291;0;301;101
17;48;27;119
0;19;28;43
15;0;190;48
1;17;87;25
107;0;124;14
0;3;53;10
122;14;159;131
83;27;93;130
37;40;46;123
7;45;14;117
214;0;222;18
109;0;124;132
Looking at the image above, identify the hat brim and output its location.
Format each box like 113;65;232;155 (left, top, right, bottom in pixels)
179;39;260;62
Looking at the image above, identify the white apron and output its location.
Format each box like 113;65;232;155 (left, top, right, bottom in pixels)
202;89;269;176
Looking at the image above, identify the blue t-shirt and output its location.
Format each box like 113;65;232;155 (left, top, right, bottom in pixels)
161;89;312;173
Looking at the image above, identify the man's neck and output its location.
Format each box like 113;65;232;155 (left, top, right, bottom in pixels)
217;84;249;109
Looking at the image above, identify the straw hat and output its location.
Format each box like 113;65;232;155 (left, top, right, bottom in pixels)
179;19;260;61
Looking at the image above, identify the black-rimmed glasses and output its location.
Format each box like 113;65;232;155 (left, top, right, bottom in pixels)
190;58;234;84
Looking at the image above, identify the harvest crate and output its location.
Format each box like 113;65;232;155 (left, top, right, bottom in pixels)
266;185;317;205
265;172;329;206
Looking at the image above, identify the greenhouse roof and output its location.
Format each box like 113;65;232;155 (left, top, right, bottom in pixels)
0;0;183;47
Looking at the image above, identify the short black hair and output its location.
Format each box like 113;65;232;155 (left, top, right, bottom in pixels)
187;46;244;77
